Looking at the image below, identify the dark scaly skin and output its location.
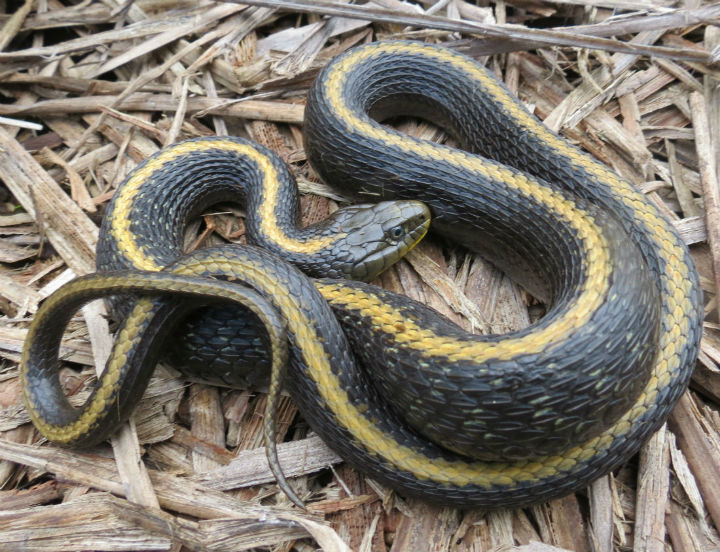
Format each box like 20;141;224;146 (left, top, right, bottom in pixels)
96;136;430;282
20;261;288;449
22;41;703;509
294;41;702;504
95;136;429;386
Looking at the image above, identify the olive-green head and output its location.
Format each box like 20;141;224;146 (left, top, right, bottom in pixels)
320;200;431;281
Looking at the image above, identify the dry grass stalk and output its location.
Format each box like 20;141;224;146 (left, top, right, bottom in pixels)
0;1;719;550
219;0;720;62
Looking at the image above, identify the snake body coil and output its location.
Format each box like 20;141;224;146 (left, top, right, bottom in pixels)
22;41;702;508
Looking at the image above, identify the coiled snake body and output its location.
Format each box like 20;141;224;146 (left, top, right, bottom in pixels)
22;41;702;508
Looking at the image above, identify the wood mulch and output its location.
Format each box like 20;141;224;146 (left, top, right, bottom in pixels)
1;1;719;550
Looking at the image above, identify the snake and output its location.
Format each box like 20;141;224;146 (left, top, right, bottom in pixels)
21;41;702;509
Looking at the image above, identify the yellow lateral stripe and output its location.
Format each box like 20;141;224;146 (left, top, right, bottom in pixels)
344;42;695;371
22;41;698;497
411;42;696;383
21;282;153;443
305;279;665;487
22;272;288;444
109;139;337;271
118;254;672;489
184;258;533;486
289;43;691;486
323;45;612;359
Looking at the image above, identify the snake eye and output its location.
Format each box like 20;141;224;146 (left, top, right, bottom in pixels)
389;225;404;241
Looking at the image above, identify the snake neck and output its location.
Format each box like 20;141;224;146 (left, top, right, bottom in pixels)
97;135;430;282
97;137;339;274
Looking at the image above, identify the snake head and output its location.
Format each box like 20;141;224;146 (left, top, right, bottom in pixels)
321;200;431;281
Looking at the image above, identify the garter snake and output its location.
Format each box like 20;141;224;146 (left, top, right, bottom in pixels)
22;41;702;508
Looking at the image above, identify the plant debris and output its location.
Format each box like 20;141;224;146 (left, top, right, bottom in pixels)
1;1;719;550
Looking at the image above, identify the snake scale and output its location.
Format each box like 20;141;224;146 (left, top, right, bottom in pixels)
22;41;702;508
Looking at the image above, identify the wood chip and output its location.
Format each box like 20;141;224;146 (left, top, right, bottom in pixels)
1;3;718;550
634;425;670;552
669;393;720;531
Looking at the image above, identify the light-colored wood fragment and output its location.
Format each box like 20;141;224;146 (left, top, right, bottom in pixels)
0;0;33;52
0;9;202;61
634;425;670;552
666;499;711;552
0;272;43;315
38;146;96;213
189;384;226;473
544;30;662;130
232;393;298;452
0;115;42;130
211;1;719;62
588;477;614;552
487;509;515;548
255;16;368;57
516;543;575;552
669;393;720;530
36;267;75;298
272;16;339;76
0;238;37;264
533;496;590;552
405;248;491;333
99;107;167;141
672;215;707;245
654;57;703;92
110;421;161;510
0;439;348;549
666;139;702;218
511;509;542;545
203;70;228;136
388;500;460;552
164;75;189;146
0;490;347;552
690;91;720;305
705;26;720;173
0;95;306;124
183;8;274;75
0;214;34;227
0;493;171;552
618;93;643;141
0;128;97;274
86;4;245;79
0;481;63;511
511;544;574;552
171;425;234;466
325;465;384;551
193;435;342;490
83;114;159;162
668;432;707;526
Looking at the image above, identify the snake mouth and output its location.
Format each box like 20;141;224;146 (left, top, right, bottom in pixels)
403;213;431;254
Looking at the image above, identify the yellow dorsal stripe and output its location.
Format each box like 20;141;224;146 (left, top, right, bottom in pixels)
328;42;695;372
305;281;662;487
295;43;685;486
109;139;336;271
324;44;612;358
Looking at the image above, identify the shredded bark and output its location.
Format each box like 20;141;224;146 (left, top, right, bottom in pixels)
0;1;718;550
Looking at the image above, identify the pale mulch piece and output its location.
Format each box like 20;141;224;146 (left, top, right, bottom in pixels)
0;1;718;550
